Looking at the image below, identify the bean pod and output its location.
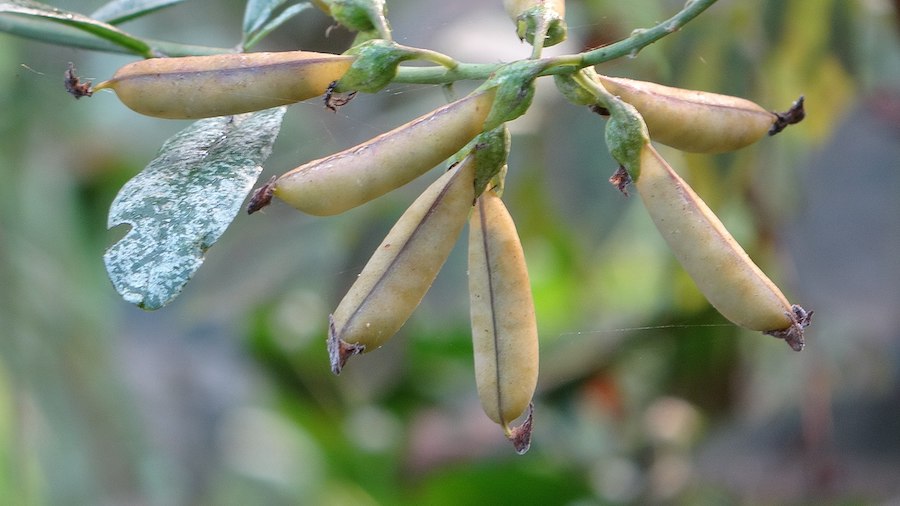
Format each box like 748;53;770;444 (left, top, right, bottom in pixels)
274;89;496;216
595;75;778;153
93;51;354;119
327;156;477;374
469;188;538;453
633;144;810;350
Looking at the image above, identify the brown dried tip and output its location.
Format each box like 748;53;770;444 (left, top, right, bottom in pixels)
769;96;806;135
247;175;277;214
327;314;365;375
64;62;92;99
765;304;813;352
609;165;632;196
324;80;357;112
507;403;535;455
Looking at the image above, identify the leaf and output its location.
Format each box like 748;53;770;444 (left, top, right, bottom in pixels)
0;0;152;55
90;0;188;25
0;8;133;53
104;107;287;310
242;0;286;38
243;2;311;50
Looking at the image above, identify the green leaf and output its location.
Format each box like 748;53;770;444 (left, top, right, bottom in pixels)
243;2;310;50
0;9;133;53
242;0;286;38
0;0;152;55
90;0;188;25
104;107;287;310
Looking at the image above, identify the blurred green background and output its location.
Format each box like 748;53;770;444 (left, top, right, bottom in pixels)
2;0;900;504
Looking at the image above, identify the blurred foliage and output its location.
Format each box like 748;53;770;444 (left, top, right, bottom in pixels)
2;0;900;504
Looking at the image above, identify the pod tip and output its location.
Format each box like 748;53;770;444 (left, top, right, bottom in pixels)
327;314;365;374
769;96;806;136
505;403;535;455
247;176;277;214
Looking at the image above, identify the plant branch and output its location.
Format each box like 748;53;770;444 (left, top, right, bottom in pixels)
577;0;718;67
392;0;718;85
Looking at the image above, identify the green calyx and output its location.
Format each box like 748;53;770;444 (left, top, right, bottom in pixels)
335;40;412;93
553;73;598;106
480;60;544;131
472;126;512;199
569;68;649;181
335;40;457;93
604;97;649;181
516;6;567;47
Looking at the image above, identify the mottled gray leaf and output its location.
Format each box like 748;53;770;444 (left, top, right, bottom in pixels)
104;107;287;310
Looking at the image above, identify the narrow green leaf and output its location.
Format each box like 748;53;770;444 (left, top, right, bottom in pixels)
90;0;188;25
243;2;310;50
104;107;287;310
242;0;286;38
0;8;230;55
0;0;152;55
0;9;133;53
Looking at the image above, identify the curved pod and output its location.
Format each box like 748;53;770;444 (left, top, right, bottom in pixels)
634;144;807;349
469;189;538;452
94;51;354;119
274;89;495;216
328;157;477;374
597;75;776;153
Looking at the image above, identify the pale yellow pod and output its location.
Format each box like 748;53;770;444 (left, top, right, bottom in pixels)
634;144;809;349
596;75;777;153
93;51;355;119
469;189;538;451
274;89;495;216
328;157;477;374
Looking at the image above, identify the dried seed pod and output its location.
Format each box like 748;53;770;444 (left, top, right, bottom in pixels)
469;189;538;453
273;89;495;216
328;156;477;374
595;75;783;153
633;144;811;350
93;51;354;119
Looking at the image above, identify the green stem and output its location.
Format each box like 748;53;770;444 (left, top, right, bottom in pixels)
392;62;497;85
393;0;717;84
578;0;717;67
150;39;232;57
368;3;392;42
529;11;549;60
397;44;459;70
